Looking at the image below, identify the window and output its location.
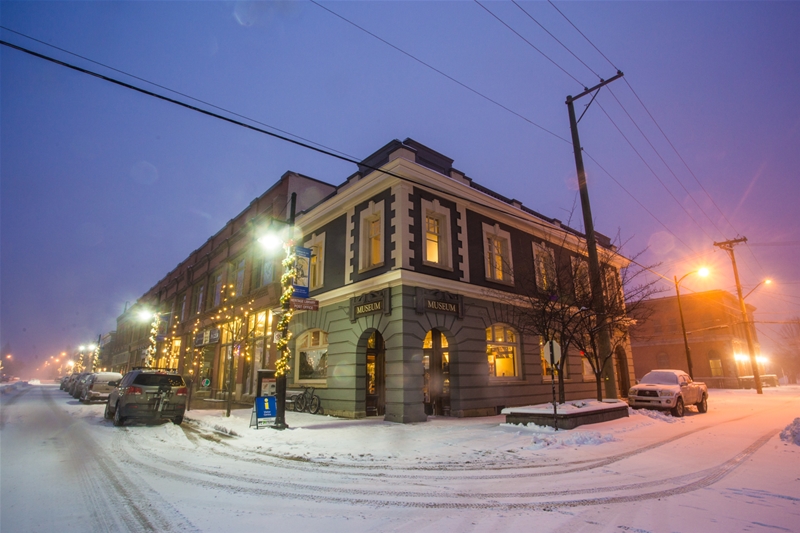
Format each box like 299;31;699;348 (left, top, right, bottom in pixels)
260;258;274;287
486;324;519;378
179;293;187;323
571;256;591;301
422;198;451;268
709;358;723;377
194;284;205;315
603;267;621;306
211;272;223;308
304;232;325;290
533;242;557;292
582;357;594;380
249;310;272;368
482;223;513;283
233;259;246;297
656;352;670;368
359;201;385;271
296;329;328;381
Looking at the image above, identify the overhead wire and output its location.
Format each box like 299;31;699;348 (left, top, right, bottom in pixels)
308;0;570;144
473;0;586;86
0;37;608;248
0;26;358;162
543;2;767;278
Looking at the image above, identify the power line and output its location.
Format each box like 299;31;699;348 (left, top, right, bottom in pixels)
512;0;601;80
547;0;619;71
309;0;570;144
474;0;586;86
605;85;728;239
594;100;717;242
0;26;358;162
0;38;611;249
581;151;699;256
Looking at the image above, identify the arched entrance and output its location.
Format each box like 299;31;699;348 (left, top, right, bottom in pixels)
365;331;385;417
423;329;450;416
615;346;630;397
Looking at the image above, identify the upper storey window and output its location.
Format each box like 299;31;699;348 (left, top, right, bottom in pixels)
304;232;325;290
422;198;452;270
533;242;557;293
359;200;385;272
482;223;513;284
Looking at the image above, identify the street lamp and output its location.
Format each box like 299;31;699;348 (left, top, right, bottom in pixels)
257;193;297;431
743;279;772;301
674;268;709;379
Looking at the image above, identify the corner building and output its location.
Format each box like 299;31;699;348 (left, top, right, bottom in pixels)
112;139;633;423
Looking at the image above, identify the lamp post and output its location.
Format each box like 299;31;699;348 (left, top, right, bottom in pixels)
258;193;297;431
674;268;709;380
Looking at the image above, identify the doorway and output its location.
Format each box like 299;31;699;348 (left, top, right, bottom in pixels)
423;329;450;416
615;346;630;397
365;331;385;417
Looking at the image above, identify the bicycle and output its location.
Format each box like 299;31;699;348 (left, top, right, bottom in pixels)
293;386;322;414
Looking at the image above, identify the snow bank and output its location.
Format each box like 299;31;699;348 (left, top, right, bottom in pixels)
780;417;800;446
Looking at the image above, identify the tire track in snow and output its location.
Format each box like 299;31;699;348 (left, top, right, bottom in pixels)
114;429;778;510
44;387;199;532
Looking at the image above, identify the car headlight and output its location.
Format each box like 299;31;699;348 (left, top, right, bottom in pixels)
628;389;637;397
658;389;676;397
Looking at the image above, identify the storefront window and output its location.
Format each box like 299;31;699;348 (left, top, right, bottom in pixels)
486;324;518;378
296;329;328;381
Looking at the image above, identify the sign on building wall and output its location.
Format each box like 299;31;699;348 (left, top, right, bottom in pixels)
194;327;220;347
293;246;311;299
350;288;392;322
415;287;463;318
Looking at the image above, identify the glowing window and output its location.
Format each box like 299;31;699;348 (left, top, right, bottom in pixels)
486;324;518;378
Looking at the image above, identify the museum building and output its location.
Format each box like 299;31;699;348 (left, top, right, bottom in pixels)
107;138;633;423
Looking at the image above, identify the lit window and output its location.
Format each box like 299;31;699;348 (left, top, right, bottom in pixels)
709;358;723;377
305;232;325;290
571;256;591;301
295;329;328;381
426;215;441;264
359;200;385;271
486;324;519;378
482;223;513;283
422;198;452;269
533;242;557;292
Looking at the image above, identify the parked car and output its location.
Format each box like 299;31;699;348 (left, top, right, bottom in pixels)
628;369;708;417
68;372;92;398
79;372;123;403
104;368;187;426
59;375;70;390
62;372;80;392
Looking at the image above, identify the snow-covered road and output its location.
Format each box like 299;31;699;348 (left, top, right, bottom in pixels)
2;382;798;532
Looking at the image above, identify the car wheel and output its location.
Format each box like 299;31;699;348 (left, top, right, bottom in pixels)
112;404;125;427
671;397;685;417
104;402;113;420
697;395;708;413
172;416;183;425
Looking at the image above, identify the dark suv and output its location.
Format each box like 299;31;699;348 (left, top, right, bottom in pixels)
105;368;187;426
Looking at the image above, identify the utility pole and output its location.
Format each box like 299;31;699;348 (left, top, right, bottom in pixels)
714;237;763;394
566;70;624;399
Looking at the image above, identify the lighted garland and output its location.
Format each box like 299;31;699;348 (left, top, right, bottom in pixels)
274;249;297;377
144;314;159;369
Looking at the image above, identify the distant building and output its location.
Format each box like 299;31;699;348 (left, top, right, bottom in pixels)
629;290;769;388
108;139;633;421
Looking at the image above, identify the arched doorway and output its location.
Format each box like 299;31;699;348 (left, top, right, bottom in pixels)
615;346;630;397
365;331;385;417
423;329;450;416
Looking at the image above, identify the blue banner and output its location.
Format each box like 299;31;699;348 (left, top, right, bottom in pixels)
255;396;277;418
293;246;311;298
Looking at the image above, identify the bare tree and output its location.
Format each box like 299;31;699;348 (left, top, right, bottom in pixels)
571;242;662;400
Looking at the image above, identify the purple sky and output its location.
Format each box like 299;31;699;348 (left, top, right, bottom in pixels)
2;1;799;371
